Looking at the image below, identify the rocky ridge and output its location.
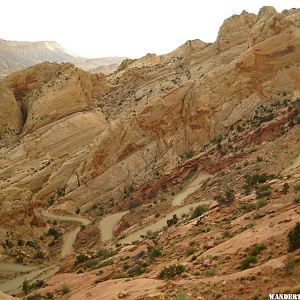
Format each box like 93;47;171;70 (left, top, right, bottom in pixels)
0;6;300;300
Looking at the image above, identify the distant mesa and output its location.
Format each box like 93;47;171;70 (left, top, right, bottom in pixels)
0;38;125;77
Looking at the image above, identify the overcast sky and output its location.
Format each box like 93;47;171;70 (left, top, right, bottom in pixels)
1;0;299;58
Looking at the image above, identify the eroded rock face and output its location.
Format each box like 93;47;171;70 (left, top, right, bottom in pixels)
1;7;300;243
0;83;23;145
4;62;99;133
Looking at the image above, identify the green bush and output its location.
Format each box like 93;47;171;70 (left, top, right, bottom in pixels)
246;173;275;187
256;184;272;198
256;199;267;209
250;244;266;257
84;259;98;269
148;247;162;260
240;202;256;212
76;253;89;264
225;188;235;203
127;264;146;277
47;228;61;240
239;256;257;270
288;222;300;252
159;264;185;279
97;248;115;259
61;283;70;294
192;204;209;218
22;279;31;294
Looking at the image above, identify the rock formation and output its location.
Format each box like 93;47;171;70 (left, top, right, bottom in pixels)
0;6;300;300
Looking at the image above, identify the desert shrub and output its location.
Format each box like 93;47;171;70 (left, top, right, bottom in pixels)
46;292;54;299
282;182;289;194
61;283;70;294
17;239;25;246
239;256;257;270
127;264;146;277
256;184;272;198
185;246;196;256
112;271;127;279
246;173;273;186
123;185;134;198
47;228;61;240
97;258;114;269
213;135;222;144
148;247;162;260
250;244;266;257
128;200;140;209
22;279;44;295
22;279;31;293
159;264;185;279
192;204;209;218
56;188;65;198
182;150;195;159
258;113;275;124
256;199;267;209
256;156;264;162
47;196;55;207
294;114;300;124
240;202;256;212
97;247;115;259
284;256;297;275
225;188;235;203
184;169;197;181
175;290;190;300
167;214;179;226
288;222;300;252
215;188;235;205
84;259;98;269
76;253;88;264
34;251;44;259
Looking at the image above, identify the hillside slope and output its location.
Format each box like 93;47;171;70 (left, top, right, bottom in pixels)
0;6;300;300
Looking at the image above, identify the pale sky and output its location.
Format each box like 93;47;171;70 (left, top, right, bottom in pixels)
1;0;299;58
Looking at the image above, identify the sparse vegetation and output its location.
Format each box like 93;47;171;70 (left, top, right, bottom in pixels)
288;222;300;252
159;264;185;279
239;255;257;270
22;279;44;294
255;184;272;198
148;247;162;260
175;290;190;300
282;182;289;194
192;204;209;218
61;283;70;294
47;228;61;240
182;150;195;160
239;244;266;270
76;253;89;264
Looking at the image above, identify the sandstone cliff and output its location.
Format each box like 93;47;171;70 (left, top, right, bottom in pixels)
1;7;300;215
